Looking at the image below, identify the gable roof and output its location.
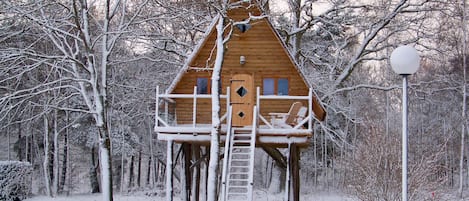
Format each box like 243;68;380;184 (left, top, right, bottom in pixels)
165;14;220;94
164;8;326;121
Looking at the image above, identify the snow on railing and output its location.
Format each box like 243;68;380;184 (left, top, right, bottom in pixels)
154;86;231;130
256;87;313;132
155;85;314;133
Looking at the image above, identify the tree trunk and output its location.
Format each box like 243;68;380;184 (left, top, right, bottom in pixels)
18;122;23;161
288;0;303;60
129;155;135;189
90;146;100;193
7;115;11;161
138;151;142;188
120;153;125;193
147;155;152;187
43;116;52;197
52;110;59;197
155;159;160;184
147;120;154;187
460;0;468;197
207;14;225;201
98;129;113;201
59;130;68;194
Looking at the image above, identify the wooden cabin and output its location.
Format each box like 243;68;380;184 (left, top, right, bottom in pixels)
154;1;326;201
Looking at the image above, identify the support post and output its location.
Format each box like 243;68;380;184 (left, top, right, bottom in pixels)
155;86;160;129
166;140;174;201
193;86;197;128
256;87;260;110
226;87;230;116
284;142;291;201
182;143;192;201
290;144;300;201
192;145;201;201
308;88;313;131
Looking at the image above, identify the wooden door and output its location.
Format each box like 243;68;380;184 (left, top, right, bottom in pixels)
230;74;254;127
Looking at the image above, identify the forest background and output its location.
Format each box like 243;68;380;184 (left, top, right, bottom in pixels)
1;0;468;200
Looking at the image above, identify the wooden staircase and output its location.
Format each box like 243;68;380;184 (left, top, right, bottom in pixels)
221;106;257;201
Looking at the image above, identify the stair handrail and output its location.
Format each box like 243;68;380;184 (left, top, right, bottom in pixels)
247;105;258;201
220;105;233;201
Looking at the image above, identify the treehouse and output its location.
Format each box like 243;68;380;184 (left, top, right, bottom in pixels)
154;2;326;201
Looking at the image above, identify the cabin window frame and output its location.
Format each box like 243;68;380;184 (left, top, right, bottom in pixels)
196;77;211;94
262;77;290;95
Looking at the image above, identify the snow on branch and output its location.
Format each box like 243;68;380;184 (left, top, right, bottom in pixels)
0;161;32;201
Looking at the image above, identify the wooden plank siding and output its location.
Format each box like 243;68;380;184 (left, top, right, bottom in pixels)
171;6;324;125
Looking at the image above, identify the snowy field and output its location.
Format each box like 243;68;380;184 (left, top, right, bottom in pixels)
23;189;469;201
24;191;356;201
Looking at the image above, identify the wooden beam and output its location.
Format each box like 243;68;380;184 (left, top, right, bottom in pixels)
261;145;287;170
191;145;201;201
289;144;300;201
181;143;192;201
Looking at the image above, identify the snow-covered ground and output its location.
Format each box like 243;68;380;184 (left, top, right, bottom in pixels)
22;189;469;201
24;191;356;201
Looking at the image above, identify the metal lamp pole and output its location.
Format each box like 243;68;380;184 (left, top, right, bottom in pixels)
401;74;409;201
390;45;420;201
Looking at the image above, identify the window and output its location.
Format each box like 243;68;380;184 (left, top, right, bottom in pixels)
196;77;210;94
263;78;275;95
278;78;289;95
263;78;289;95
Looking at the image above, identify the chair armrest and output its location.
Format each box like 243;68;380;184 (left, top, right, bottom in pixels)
268;112;288;117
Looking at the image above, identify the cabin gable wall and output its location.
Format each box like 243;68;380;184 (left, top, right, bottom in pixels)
172;8;310;125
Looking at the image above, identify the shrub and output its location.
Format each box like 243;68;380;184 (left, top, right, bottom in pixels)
0;161;33;201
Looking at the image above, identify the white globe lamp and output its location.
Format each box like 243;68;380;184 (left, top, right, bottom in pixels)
390;45;420;201
390;45;420;75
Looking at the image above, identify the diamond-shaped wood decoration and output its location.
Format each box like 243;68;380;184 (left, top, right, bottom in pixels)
238;111;245;118
236;86;248;97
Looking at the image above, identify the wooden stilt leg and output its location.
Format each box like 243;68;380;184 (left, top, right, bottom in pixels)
182;143;192;201
290;145;300;201
204;146;210;201
285;143;291;201
192;145;201;201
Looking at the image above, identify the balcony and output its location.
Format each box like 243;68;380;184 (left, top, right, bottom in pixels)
154;86;317;147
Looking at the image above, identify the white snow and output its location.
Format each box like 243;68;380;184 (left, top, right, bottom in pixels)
23;191;356;201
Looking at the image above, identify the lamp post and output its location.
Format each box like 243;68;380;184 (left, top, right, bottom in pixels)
390;45;420;201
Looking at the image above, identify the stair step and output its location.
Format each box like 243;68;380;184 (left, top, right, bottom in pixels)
233;141;250;146
234;139;251;142
232;148;250;151
229;178;249;181
231;152;251;156
228;185;249;188
231;158;250;161
229;171;249;174
229;167;249;171
229;172;248;175
230;165;249;168
227;193;248;196
232;146;250;149
234;133;251;136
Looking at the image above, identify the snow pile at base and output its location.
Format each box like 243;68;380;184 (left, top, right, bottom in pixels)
0;161;33;201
